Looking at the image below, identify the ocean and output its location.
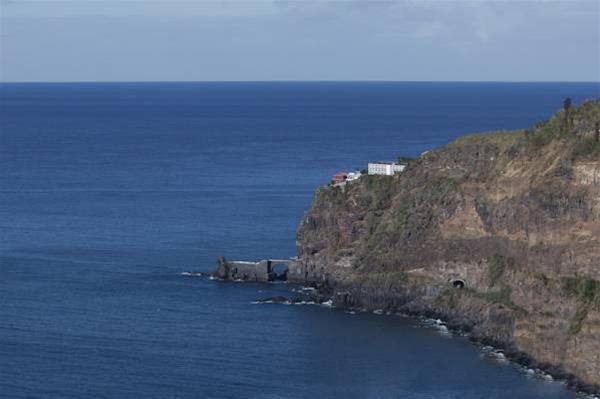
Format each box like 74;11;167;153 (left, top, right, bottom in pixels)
1;82;599;398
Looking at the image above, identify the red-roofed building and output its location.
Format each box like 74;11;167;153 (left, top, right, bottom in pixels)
331;172;348;185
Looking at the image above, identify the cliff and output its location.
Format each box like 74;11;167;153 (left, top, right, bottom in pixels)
290;100;600;392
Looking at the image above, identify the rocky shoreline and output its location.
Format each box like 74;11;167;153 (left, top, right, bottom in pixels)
254;280;600;397
306;284;599;396
202;259;600;396
210;100;600;395
289;101;600;393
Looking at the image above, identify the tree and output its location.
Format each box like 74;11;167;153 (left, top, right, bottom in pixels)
563;98;572;133
595;121;599;142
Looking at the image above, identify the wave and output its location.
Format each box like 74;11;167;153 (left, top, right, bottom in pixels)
180;271;206;277
420;318;452;337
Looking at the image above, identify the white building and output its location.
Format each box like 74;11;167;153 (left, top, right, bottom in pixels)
367;162;406;176
392;163;406;174
346;171;362;182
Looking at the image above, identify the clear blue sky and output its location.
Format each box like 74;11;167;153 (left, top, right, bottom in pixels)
1;0;598;82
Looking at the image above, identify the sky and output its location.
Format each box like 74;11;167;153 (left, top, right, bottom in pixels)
0;0;599;82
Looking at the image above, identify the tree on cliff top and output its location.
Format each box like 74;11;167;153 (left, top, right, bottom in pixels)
563;97;573;133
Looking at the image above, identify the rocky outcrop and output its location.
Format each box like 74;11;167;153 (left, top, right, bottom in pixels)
214;257;293;282
291;100;600;392
214;257;271;282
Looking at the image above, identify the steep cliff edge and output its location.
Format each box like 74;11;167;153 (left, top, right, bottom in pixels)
290;100;600;391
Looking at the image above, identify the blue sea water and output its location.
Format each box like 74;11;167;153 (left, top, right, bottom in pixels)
1;82;599;399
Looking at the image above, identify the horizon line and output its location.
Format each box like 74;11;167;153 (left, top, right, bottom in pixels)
1;79;599;84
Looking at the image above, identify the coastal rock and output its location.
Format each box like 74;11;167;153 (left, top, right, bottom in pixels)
214;256;231;279
213;257;271;282
292;100;600;392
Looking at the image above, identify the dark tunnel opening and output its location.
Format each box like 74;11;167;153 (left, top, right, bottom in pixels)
269;263;288;281
452;280;465;289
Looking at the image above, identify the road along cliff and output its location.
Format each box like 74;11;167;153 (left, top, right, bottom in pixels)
289;100;600;393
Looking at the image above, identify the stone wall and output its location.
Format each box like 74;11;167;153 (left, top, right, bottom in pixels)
214;257;270;282
214;257;297;282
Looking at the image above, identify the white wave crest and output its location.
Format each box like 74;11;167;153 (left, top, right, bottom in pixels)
320;299;333;308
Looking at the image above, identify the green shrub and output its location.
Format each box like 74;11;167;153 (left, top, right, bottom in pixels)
525;118;562;148
572;138;600;160
479;286;527;315
486;255;515;287
562;277;600;334
363;175;395;211
569;305;589;334
582;279;600;303
483;286;512;305
562;277;600;307
396;156;416;165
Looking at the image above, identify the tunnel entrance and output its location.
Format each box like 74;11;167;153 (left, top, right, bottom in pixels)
268;262;288;281
452;279;465;289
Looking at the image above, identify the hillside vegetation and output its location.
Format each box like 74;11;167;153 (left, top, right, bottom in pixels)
291;99;600;392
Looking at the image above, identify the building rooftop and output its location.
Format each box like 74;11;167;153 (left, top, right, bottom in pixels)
369;161;406;165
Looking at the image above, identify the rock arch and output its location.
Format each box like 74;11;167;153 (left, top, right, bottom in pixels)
267;260;291;281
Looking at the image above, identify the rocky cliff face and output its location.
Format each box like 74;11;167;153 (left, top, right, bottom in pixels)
290;100;600;392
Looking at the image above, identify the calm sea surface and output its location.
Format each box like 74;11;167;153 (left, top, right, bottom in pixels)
1;82;599;399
